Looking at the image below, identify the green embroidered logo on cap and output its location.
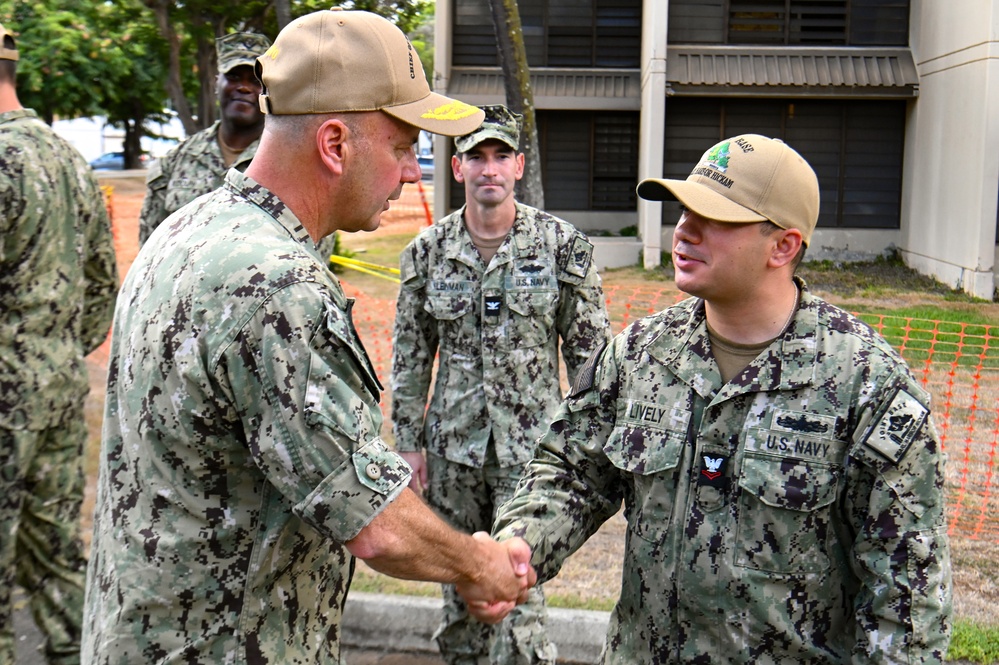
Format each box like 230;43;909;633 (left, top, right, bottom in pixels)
705;141;732;172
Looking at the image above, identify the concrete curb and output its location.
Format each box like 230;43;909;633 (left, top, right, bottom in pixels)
14;592;609;664
343;592;609;664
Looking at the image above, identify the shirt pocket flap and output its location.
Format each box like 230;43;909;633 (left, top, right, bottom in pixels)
739;455;840;512
506;288;557;317
602;425;684;476
426;292;474;321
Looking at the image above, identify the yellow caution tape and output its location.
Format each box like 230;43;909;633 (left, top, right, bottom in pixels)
328;255;401;283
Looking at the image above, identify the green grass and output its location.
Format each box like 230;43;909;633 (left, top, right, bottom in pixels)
852;308;999;370
948;619;999;663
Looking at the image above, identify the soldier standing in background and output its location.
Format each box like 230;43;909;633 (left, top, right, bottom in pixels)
0;21;118;665
138;32;270;246
391;104;611;665
490;134;952;664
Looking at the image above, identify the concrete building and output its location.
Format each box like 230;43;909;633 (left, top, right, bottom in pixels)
431;0;998;300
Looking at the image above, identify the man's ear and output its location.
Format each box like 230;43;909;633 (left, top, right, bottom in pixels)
769;228;804;269
451;154;464;183
317;118;349;176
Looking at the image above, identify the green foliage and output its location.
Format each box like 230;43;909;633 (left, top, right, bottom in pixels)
1;1;107;121
328;231;357;274
947;619;999;664
1;0;434;143
619;225;638;237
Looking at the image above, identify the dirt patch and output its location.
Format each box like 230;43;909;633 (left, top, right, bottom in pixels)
84;175;998;629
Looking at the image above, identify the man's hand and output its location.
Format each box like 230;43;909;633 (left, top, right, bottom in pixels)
456;532;537;624
399;451;427;494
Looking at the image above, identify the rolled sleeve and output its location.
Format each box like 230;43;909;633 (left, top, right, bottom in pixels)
297;436;411;542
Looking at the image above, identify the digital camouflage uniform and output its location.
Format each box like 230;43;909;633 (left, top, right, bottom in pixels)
82;170;412;664
138;124;338;261
137;31;271;248
494;279;952;664
391;199;611;664
0;108;118;664
138;120;258;245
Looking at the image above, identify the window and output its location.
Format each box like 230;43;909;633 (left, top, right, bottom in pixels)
541;111;639;211
667;0;909;46
453;0;642;68
449;110;640;212
659;98;906;229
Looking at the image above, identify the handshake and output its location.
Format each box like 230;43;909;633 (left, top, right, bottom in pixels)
455;531;537;624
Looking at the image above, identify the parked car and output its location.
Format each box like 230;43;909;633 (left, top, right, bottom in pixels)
89;151;149;170
417;154;434;181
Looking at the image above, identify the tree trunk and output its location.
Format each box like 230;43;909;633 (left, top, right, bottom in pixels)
275;0;292;30
123;112;145;170
146;0;198;136
486;0;544;209
195;26;216;131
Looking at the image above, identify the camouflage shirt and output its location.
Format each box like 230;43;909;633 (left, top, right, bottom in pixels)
494;281;952;664
391;202;610;467
138;120;257;245
82;170;412;664
0;108;118;431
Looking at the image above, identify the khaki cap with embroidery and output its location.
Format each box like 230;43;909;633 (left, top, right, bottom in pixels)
217;32;271;75
0;22;18;61
637;134;820;246
256;9;484;136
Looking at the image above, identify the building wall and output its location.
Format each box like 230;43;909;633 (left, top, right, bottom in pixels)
903;0;999;299
435;0;999;296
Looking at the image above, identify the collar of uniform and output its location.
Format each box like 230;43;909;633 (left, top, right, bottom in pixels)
223;169;315;249
445;205;483;266
0;108;38;125
773;276;818;389
206;120;260;169
462;202;540;268
647;298;718;398
646;279;819;397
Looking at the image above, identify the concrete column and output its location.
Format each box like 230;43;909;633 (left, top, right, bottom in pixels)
638;0;669;269
902;0;999;299
432;0;455;222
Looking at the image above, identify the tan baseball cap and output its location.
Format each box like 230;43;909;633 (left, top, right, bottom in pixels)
637;134;820;245
0;22;18;61
256;9;484;137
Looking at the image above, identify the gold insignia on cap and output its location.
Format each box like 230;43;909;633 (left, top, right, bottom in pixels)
421;101;480;121
264;45;279;60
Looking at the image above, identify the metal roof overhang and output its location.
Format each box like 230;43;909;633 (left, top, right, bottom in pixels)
447;67;642;110
446;47;917;107
667;46;919;98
